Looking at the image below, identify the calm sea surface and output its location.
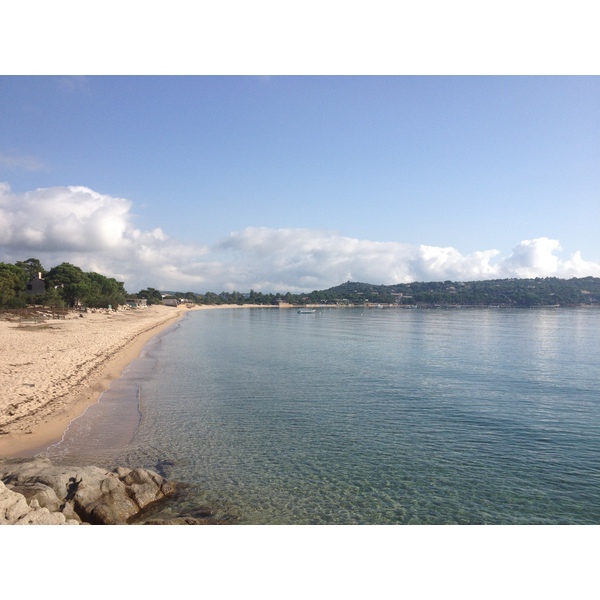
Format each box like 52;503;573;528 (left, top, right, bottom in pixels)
44;307;600;524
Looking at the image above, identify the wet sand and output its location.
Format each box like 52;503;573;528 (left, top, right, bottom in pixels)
0;304;195;457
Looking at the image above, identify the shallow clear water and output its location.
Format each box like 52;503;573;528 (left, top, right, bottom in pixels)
45;307;600;524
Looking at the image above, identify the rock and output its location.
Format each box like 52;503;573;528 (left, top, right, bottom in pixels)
73;470;142;525
9;481;63;513
140;516;233;525
120;467;176;508
0;480;78;525
0;457;176;525
141;517;208;525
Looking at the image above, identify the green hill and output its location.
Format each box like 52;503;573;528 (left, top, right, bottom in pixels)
305;277;600;307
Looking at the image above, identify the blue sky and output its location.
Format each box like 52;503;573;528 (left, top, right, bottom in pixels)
1;75;599;292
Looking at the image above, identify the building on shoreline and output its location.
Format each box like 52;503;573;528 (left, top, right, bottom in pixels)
25;272;46;296
126;298;148;309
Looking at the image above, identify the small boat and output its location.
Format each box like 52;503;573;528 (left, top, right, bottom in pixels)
298;309;316;314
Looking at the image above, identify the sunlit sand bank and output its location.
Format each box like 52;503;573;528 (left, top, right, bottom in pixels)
0;304;201;457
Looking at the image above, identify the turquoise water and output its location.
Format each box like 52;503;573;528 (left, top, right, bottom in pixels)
45;307;600;524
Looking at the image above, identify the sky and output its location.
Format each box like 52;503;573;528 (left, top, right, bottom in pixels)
1;75;599;294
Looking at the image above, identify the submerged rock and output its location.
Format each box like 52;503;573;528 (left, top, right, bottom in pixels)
141;516;231;525
0;457;176;525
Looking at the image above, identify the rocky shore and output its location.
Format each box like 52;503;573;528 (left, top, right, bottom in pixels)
0;457;224;525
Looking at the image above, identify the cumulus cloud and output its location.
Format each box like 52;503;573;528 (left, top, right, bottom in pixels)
0;185;133;251
495;238;600;279
2;183;600;293
217;228;600;291
218;227;417;290
0;183;210;290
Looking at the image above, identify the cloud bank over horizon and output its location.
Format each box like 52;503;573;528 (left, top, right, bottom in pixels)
2;183;599;293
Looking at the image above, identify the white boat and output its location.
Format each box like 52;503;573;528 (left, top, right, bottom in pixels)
298;309;316;314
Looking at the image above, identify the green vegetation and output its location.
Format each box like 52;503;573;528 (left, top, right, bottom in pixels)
0;258;127;309
2;256;599;309
299;278;600;307
135;287;163;305
0;262;29;308
160;289;292;306
159;277;600;307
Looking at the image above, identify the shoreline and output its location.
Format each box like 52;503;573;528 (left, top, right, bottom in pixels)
0;304;195;457
0;303;277;458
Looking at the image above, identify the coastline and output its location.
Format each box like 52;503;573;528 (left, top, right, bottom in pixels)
0;304;196;457
0;303;276;458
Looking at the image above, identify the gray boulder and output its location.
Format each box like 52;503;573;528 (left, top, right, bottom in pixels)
0;457;176;525
0;480;78;525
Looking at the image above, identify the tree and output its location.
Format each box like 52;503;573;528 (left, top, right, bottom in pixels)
45;263;87;307
137;288;163;305
15;258;46;281
41;285;64;308
203;291;221;305
0;263;29;307
82;272;127;308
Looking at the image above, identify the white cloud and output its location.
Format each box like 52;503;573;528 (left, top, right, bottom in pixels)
412;245;500;282
489;238;600;280
496;237;561;278
2;183;600;293
0;183;209;291
0;184;133;251
217;228;600;291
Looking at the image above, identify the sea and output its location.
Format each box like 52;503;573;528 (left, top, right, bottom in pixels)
42;306;600;525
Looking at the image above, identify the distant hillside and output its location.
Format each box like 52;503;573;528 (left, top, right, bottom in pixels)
164;277;600;308
303;277;600;307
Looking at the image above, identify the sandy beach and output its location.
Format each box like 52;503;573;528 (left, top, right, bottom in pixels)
0;304;196;457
